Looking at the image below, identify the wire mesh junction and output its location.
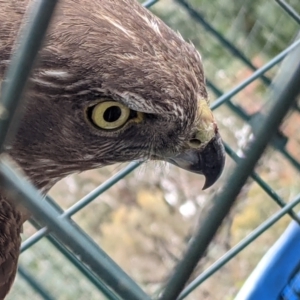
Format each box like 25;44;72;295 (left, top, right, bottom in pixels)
0;0;300;299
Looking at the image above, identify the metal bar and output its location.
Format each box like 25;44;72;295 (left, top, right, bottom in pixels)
18;265;55;300
62;161;142;218
143;0;160;8
21;161;142;251
211;38;300;110
280;147;300;171
276;0;300;24
224;143;300;225
178;193;300;299
21;227;48;252
0;0;59;152
207;78;250;118
0;161;151;300
158;36;300;300
31;199;119;299
45;234;118;300
29;207;118;300
28;217;118;300
175;0;271;86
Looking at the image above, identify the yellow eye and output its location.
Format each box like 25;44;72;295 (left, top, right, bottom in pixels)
90;101;130;129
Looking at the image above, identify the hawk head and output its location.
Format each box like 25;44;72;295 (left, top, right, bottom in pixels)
3;0;225;192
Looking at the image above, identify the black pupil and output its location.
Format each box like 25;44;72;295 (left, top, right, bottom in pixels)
103;106;122;122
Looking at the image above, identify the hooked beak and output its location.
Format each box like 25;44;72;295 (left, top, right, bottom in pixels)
166;133;225;189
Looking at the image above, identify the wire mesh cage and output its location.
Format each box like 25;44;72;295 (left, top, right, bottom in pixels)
0;0;300;299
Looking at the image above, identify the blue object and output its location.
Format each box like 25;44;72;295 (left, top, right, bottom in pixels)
281;271;300;299
235;217;300;299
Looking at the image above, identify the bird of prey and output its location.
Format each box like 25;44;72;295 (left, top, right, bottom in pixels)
0;0;225;297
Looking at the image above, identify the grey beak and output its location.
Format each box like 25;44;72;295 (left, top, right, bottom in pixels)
166;133;225;189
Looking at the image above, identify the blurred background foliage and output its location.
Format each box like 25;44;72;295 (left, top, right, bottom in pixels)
8;0;300;299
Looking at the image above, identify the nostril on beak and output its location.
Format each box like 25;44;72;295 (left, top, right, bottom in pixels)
188;138;202;148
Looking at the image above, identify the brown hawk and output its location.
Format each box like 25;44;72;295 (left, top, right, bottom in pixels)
0;0;225;298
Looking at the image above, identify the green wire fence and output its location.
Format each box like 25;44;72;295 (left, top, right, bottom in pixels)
0;0;300;299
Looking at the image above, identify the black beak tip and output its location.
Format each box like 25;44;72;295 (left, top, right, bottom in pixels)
201;134;226;190
202;160;224;190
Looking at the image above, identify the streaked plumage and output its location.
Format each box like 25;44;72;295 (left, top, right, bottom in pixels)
0;0;225;297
